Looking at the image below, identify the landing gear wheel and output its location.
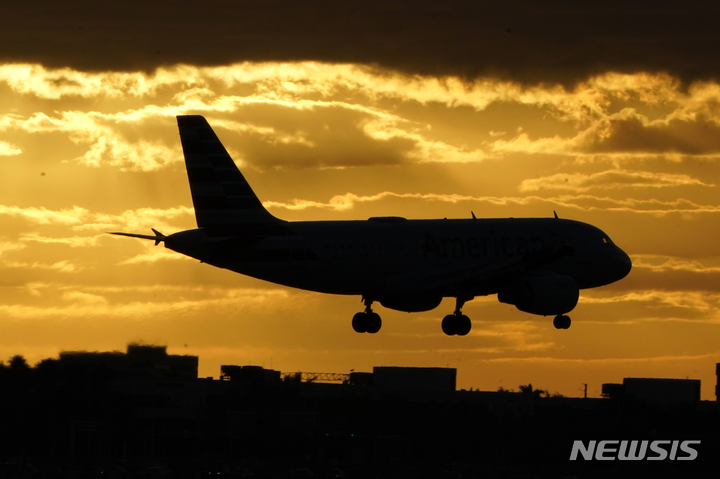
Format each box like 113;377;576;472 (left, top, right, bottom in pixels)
442;315;457;336
352;312;368;333
352;297;382;333
366;312;382;334
442;296;474;336
442;314;472;336
553;314;571;330
456;314;471;336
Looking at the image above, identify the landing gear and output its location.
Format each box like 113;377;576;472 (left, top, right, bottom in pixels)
352;297;382;333
352;312;381;333
442;296;473;336
442;314;471;336
553;314;571;330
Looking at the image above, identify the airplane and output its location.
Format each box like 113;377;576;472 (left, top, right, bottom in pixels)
112;115;632;336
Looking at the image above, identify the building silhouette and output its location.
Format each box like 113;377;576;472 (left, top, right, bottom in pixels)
0;347;716;478
602;377;702;404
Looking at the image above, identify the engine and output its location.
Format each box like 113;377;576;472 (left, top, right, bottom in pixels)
498;275;579;315
380;295;443;313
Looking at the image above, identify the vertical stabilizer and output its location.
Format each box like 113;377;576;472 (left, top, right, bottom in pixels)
177;115;279;227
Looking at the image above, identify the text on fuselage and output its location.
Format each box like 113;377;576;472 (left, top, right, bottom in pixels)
423;233;546;259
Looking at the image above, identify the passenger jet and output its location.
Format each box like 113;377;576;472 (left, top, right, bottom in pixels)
113;116;632;335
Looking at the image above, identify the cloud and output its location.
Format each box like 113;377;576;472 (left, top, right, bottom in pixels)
0;205;90;225
519;169;712;192
82;206;195;232
616;256;720;297
74;130;179;171
263;190;720;217
0;73;492;169
585;113;720;155
0;241;26;256
1;2;720;86
212;106;415;168
0;141;21;156
0;110;181;171
583;290;717;313
632;255;720;274
197;99;489;168
492;110;720;161
361;118;489;164
120;245;193;265
2;260;80;273
62;291;108;305
5;64;720;170
0;63;658;123
0;205;194;232
263;191;507;211
57;112;180;171
0;286;291;320
20;234;102;248
0;64;208;100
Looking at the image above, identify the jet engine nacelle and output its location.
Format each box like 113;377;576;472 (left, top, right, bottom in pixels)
498;275;579;315
380;295;443;313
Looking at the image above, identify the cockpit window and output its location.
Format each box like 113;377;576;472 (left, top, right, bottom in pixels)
602;236;614;246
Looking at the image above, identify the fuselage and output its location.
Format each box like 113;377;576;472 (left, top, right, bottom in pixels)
165;216;632;300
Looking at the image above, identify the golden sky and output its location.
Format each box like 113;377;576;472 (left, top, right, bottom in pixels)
1;61;720;398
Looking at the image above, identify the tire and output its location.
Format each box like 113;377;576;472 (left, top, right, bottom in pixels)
553;314;571;330
352;312;367;333
441;315;457;335
366;312;382;334
456;315;472;336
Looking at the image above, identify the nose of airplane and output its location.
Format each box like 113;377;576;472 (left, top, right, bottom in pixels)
610;247;632;281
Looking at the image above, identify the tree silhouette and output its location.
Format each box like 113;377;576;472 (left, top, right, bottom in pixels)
519;383;548;399
518;383;564;398
9;355;29;371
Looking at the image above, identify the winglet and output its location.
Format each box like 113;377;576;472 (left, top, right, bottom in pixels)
553;211;559;219
110;229;166;246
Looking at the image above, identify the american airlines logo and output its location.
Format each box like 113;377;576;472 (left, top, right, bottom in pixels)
570;440;700;461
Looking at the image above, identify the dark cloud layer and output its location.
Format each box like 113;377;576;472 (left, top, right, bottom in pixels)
588;115;720;155
3;1;720;85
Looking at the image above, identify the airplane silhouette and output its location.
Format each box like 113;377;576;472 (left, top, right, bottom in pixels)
113;116;632;335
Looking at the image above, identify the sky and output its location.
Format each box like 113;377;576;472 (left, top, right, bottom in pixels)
0;2;719;399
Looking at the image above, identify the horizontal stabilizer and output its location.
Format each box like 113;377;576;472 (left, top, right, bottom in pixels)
110;229;166;246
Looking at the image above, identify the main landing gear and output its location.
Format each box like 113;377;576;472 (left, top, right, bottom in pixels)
442;296;473;336
352;297;382;334
553;314;571;330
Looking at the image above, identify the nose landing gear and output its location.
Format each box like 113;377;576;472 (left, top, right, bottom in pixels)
352;297;382;333
553;314;571;329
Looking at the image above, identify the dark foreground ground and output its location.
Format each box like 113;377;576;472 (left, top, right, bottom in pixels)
0;351;717;479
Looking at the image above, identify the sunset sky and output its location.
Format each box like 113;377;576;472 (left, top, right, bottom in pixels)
1;2;720;398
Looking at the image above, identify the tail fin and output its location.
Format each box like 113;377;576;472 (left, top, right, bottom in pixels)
177;115;280;227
